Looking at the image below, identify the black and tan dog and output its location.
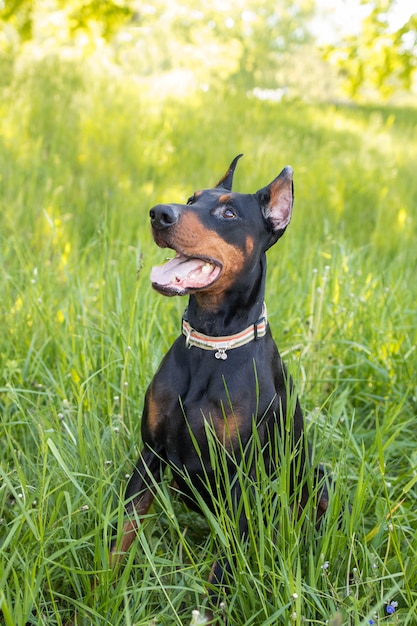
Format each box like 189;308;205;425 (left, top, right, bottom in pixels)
110;156;329;616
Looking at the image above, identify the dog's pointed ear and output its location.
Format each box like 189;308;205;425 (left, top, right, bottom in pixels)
256;166;293;245
215;154;244;190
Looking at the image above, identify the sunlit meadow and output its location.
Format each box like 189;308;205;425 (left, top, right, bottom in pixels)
1;49;417;625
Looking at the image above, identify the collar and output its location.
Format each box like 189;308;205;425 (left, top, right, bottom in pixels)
182;303;268;360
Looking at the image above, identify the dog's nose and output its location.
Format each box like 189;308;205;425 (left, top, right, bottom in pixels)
150;204;180;230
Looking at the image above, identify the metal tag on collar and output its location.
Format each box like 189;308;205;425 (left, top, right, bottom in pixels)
215;347;228;360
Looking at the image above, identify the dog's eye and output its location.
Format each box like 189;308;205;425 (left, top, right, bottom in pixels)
222;207;236;219
187;195;196;205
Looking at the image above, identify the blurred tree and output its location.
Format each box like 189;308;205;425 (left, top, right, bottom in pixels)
64;0;134;39
323;0;417;99
0;0;134;41
155;0;316;89
0;0;315;90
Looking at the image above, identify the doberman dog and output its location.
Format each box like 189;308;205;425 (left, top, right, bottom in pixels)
110;155;329;618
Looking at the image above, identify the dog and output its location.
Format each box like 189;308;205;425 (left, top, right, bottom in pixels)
110;155;329;617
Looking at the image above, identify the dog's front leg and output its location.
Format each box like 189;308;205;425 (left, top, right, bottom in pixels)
206;481;249;617
110;446;166;567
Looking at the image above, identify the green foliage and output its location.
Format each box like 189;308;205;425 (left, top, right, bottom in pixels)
0;0;33;40
323;0;417;100
1;55;417;624
0;0;134;42
1;0;416;100
0;0;317;91
62;0;134;39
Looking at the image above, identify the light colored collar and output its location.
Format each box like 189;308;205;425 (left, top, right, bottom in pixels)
182;303;268;360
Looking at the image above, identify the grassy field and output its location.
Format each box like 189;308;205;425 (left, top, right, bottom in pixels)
1;54;417;625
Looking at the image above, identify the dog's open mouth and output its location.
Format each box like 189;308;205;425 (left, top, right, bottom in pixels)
150;253;221;295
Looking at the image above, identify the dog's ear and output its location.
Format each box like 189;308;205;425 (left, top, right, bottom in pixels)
256;166;293;245
215;154;243;191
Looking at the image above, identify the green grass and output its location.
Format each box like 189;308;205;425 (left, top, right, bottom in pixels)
1;54;417;625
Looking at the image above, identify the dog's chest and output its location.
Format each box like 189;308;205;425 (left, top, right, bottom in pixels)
143;338;280;468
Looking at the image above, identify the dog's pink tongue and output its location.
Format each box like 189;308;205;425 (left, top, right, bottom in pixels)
150;254;218;290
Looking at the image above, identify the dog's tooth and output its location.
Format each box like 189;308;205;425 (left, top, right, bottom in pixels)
201;263;212;274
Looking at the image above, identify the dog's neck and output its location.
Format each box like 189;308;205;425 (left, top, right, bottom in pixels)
185;258;267;337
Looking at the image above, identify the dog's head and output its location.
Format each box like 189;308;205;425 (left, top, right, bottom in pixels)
149;155;293;297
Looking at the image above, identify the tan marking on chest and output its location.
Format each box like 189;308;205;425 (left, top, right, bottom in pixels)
213;410;244;448
147;391;160;435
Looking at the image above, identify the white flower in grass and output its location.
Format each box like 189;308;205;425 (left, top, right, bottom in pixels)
189;609;209;625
